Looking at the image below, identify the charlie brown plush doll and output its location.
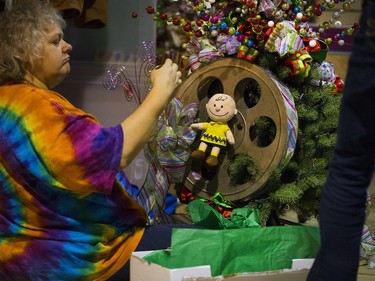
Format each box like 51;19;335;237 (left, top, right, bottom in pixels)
190;93;237;168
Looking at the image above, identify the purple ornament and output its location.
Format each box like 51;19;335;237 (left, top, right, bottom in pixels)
237;34;245;42
202;14;210;21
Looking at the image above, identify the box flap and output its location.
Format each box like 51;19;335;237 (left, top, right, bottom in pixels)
182;269;310;281
131;251;212;281
292;258;315;270
131;251;313;281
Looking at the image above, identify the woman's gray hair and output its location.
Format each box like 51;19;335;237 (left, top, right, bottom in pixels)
0;0;66;85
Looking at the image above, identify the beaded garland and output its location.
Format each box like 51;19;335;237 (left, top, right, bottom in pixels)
145;0;359;75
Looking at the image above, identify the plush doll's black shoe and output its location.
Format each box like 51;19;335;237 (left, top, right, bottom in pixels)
205;155;218;168
191;149;205;160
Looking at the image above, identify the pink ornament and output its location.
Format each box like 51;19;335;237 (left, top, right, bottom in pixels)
210;16;219;24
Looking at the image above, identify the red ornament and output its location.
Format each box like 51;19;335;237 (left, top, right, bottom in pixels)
314;7;322;16
246;0;256;8
252;25;262;33
145;6;155;14
334;77;345;94
250;17;261;25
131;12;138;18
183;23;192;32
256;33;264;42
172;17;180;25
159;12;168;21
196;19;204;26
195;30;203;37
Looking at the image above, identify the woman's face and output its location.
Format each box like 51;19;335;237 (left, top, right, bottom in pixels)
25;24;72;89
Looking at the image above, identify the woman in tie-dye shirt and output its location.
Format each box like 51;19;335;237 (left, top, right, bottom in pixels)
0;1;184;280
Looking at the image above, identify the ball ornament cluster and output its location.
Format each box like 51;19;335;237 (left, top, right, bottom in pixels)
145;0;359;75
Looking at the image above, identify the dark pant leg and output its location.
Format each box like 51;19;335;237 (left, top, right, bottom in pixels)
307;2;375;280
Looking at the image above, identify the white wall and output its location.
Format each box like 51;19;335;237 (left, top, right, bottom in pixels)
56;0;157;187
63;0;156;62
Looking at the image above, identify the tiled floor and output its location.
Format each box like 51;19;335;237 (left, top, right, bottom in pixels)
276;176;375;280
280;209;375;280
268;175;375;279
358;175;375;279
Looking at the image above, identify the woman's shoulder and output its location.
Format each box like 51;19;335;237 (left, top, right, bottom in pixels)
0;83;90;117
15;83;71;104
0;83;61;102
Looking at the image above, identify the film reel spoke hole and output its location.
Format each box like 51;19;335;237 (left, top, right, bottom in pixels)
250;116;276;148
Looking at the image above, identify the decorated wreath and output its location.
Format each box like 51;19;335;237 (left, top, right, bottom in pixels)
139;0;360;226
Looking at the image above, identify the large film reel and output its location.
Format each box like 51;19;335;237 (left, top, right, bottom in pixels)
177;58;297;202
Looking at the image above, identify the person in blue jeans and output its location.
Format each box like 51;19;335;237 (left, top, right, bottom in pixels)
307;1;375;280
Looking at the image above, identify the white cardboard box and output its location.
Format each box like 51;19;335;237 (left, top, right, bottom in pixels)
130;251;314;281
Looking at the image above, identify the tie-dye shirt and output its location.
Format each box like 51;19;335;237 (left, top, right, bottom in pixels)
0;83;147;280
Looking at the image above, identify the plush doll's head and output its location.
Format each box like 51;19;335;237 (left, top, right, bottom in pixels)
206;93;237;122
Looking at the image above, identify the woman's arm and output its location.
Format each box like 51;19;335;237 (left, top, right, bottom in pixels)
119;58;182;168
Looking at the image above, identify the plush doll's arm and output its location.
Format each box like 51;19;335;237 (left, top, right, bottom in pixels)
226;129;235;145
190;122;204;130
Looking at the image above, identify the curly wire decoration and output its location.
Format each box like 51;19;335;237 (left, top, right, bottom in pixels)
135;41;157;94
138;41;157;65
102;41;157;106
102;64;127;90
131;41;157;104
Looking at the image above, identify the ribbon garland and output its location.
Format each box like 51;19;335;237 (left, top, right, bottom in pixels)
179;183;235;220
265;21;304;57
284;48;313;77
309;61;344;95
199;193;234;220
265;70;298;169
188;38;223;71
237;45;259;62
259;0;277;18
137;145;171;224
209;193;234;219
156;98;199;183
137;98;199;224
217;34;241;56
210;192;233;209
